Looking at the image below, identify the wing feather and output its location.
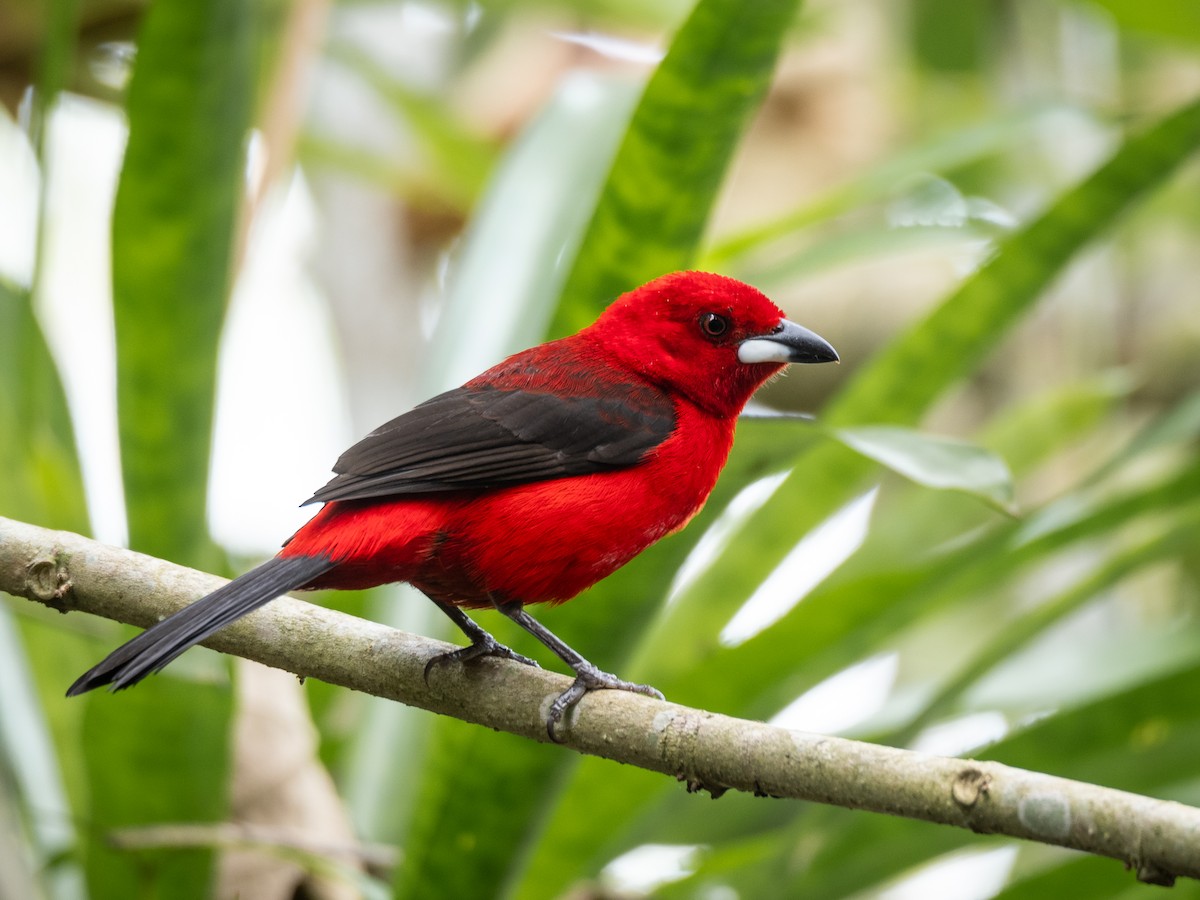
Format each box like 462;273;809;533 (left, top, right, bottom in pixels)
304;383;675;505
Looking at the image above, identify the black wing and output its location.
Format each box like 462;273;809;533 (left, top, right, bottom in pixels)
303;385;675;505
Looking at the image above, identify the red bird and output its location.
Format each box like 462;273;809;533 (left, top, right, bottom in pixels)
68;271;837;736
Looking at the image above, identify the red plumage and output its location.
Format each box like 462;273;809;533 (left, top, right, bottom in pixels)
68;271;838;736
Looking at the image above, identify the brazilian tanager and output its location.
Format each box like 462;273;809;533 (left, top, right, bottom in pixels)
68;271;838;736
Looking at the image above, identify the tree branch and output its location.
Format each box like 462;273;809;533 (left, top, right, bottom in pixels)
3;515;1198;885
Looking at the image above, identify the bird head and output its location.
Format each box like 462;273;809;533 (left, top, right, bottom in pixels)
587;271;838;418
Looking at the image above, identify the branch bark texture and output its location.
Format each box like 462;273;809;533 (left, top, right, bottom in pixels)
2;515;1198;885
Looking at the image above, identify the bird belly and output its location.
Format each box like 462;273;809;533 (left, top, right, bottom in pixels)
437;411;733;607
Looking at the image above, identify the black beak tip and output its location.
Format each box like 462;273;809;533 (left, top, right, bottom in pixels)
737;320;839;367
782;322;839;365
800;341;839;365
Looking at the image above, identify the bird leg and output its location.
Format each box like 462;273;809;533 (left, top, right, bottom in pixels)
423;598;539;683
493;600;664;741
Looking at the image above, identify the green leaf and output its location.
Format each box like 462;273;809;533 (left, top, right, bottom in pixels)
0;5;93;894
1093;387;1200;482
0;604;82;899
826;97;1200;428
993;856;1200;900
910;0;993;71
893;513;1200;746
89;2;256;895
832;425;1017;513
704;104;1062;267
26;0;82;154
1;5;88;533
977;372;1134;476
655;94;1200;677
987;658;1200;810
81;679;232;900
550;0;804;336
741;221;1002;289
1064;0;1200;47
390;720;565;900
111;0;258;565
0;279;87;532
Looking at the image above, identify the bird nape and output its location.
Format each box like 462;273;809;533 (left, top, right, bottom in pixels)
67;270;838;740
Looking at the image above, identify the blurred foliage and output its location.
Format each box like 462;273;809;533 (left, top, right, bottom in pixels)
1;0;1199;898
110;0;257;569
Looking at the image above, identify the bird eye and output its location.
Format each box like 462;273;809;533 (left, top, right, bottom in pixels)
699;313;730;339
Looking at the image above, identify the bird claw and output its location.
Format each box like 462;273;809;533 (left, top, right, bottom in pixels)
423;637;539;684
546;664;664;742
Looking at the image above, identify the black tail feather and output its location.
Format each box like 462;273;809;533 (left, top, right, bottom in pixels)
66;554;335;697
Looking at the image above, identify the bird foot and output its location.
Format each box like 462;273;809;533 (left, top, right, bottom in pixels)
546;663;664;742
423;636;539;683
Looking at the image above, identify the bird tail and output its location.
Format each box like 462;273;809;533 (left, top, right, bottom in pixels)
66;554;335;696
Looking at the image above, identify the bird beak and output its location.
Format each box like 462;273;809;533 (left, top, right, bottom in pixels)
738;319;839;365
